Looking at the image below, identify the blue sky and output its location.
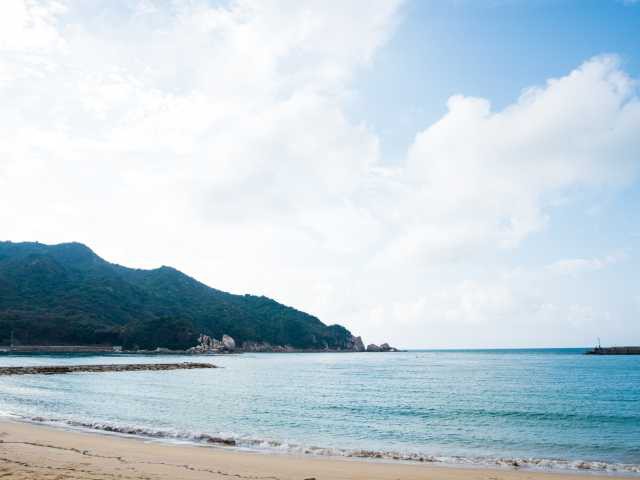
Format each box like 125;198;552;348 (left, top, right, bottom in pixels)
355;0;640;347
1;0;639;347
357;0;640;161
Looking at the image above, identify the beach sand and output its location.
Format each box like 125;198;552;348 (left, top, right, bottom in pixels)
0;420;629;480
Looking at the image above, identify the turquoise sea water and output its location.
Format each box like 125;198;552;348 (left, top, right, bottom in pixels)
1;349;639;474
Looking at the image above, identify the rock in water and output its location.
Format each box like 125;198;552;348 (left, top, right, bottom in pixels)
222;334;236;351
365;342;398;352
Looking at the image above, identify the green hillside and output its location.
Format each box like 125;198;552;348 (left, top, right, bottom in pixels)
0;241;358;350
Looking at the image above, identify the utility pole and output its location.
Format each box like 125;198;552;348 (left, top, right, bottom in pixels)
10;329;14;349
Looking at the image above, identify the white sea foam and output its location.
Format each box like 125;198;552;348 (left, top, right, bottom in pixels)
5;413;640;476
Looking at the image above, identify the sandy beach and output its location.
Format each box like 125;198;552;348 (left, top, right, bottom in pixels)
0;420;630;480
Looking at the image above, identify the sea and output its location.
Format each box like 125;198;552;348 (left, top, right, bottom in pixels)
1;349;639;475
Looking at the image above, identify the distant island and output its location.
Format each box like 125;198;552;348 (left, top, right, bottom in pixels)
0;241;374;352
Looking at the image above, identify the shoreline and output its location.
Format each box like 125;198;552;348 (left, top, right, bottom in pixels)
0;419;636;480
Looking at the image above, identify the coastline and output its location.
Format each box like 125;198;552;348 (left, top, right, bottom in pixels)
0;419;635;480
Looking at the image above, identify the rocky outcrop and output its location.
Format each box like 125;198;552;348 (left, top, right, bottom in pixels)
366;342;398;352
187;333;380;353
240;340;371;353
241;341;295;352
241;341;270;352
222;334;236;351
271;345;296;352
346;335;366;352
188;334;236;354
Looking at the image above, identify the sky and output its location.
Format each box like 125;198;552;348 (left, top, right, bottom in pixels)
1;0;639;348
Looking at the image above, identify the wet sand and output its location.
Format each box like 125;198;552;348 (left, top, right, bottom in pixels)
0;420;630;480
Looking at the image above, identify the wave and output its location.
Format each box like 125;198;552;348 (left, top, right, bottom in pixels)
325;403;640;425
5;413;640;475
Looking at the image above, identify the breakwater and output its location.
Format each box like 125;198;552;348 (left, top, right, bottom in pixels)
2;345;120;353
0;363;216;376
586;346;640;355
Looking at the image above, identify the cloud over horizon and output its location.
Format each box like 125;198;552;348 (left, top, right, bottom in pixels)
1;0;639;347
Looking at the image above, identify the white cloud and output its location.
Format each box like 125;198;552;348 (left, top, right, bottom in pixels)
402;56;639;253
1;1;639;348
545;252;627;276
0;0;66;52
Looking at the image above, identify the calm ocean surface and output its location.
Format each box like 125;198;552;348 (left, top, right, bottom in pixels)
1;349;639;474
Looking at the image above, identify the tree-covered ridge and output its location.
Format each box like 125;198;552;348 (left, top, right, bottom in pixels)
0;241;356;350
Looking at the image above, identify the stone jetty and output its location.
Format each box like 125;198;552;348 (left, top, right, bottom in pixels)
0;363;216;376
586;346;640;355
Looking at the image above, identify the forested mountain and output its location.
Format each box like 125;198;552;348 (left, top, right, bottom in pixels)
0;241;359;350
